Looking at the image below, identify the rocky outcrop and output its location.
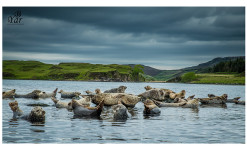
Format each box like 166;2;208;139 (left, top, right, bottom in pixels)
87;70;131;82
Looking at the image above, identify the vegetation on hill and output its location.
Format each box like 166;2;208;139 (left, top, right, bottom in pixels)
154;56;245;81
3;60;147;82
206;58;245;73
2;56;245;85
181;72;197;83
192;73;245;85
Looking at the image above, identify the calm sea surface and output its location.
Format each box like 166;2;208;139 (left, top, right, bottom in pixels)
2;80;245;143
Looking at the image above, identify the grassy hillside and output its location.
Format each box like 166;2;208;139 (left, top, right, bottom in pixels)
2;60;146;81
191;73;245;85
154;56;245;81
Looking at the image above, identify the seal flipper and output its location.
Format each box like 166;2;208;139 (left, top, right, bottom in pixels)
51;97;59;104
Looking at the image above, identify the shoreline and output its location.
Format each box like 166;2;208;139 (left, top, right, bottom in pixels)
2;78;245;85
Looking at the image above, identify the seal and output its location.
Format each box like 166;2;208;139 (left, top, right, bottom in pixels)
182;98;199;108
9;101;45;123
208;94;216;98
226;97;241;103
91;89;140;107
3;89;16;99
112;101;129;121
139;87;181;102
58;90;81;98
77;96;91;106
15;90;42;99
71;99;104;117
51;97;70;109
143;99;161;115
173;97;187;103
187;95;195;101
138;88;169;101
104;86;127;93
152;100;186;107
85;90;93;95
199;94;228;104
38;88;58;98
234;99;245;105
169;90;186;100
144;85;153;91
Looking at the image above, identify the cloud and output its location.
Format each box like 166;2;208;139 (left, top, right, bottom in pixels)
2;7;245;70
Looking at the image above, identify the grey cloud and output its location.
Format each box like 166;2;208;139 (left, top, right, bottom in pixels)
2;7;245;70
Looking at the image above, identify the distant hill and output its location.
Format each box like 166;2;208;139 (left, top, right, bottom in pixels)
2;60;145;82
3;56;245;82
154;56;245;81
127;64;162;76
183;56;245;71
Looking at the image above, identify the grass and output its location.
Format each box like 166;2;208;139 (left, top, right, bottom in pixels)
3;60;134;81
190;73;245;85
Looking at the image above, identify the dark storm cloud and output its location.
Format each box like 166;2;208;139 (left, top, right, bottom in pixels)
2;7;245;69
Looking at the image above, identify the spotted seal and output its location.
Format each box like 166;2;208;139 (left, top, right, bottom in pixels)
3;89;16;99
38;88;58;98
104;86;127;93
199;94;228;104
58;90;81;98
71;99;104;117
153;100;186;107
143;99;161;115
51;97;70;109
112;101;129;121
15;90;42;99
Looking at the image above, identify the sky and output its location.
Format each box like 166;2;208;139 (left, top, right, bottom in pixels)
2;7;245;70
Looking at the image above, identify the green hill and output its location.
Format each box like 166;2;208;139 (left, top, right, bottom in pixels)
154;56;245;81
2;60;147;82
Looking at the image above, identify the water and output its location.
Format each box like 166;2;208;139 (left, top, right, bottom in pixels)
2;80;245;143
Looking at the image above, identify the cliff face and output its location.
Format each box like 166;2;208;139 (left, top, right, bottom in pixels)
87;70;131;82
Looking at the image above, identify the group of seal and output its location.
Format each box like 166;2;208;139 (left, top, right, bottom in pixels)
4;85;244;123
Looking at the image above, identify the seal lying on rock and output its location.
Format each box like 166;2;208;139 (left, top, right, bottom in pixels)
68;96;92;110
38;88;58;98
3;89;16;99
234;99;245;105
144;86;153;91
71;99;104;117
112;101;129;121
226;97;241;103
153;100;186;107
90;89;140;107
182;98;199;108
9;101;45;123
208;94;216;98
104;86;127;93
187;95;195;101
85;90;93;95
51;97;70;109
143;99;161;115
15;90;42;99
138;88;169;101
77;96;91;106
169;90;186;100
173;95;195;103
58;90;81;98
199;94;228;104
174;97;187;103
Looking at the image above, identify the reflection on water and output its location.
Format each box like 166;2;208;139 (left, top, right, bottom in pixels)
200;104;228;108
2;80;245;143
